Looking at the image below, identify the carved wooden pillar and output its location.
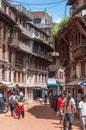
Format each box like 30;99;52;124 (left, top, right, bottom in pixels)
81;61;85;78
12;50;16;66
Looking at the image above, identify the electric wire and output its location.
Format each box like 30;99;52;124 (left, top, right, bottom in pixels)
12;0;67;6
11;0;68;18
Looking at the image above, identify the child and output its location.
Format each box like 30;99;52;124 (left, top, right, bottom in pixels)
17;96;25;119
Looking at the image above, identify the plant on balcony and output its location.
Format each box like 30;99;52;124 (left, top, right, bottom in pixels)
52;17;70;36
39;37;46;44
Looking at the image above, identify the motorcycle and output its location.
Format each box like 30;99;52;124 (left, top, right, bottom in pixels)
0;101;9;113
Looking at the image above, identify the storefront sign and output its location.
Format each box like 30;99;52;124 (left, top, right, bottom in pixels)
76;65;80;78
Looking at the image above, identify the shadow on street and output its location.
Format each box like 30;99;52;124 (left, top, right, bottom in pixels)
27;104;57;120
27;103;80;129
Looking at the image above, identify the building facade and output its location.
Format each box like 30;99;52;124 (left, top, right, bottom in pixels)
0;0;53;101
31;11;65;95
56;0;86;100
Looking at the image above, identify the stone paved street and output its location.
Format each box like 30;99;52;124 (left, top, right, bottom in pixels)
0;102;81;130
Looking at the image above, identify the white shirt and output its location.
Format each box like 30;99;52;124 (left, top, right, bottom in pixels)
79;101;86;116
71;97;75;105
9;95;16;103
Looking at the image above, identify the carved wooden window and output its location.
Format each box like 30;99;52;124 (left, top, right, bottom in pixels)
18;72;20;82
9;49;12;63
16;52;24;66
35;73;37;83
2;44;5;60
3;27;6;40
22;72;24;82
33;42;38;51
81;62;85;77
9;69;11;82
85;63;86;76
2;66;5;81
15;17;18;22
14;71;16;82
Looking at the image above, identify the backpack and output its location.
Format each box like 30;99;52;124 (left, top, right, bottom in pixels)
9;95;14;104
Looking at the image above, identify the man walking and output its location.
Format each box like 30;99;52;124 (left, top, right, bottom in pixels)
62;95;76;130
79;94;86;130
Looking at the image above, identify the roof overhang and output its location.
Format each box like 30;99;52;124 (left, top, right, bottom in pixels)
66;80;86;86
33;39;54;52
66;0;75;5
58;16;86;39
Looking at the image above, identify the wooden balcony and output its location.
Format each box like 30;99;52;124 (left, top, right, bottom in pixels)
72;39;86;58
8;37;18;48
13;4;33;21
18;42;32;53
19;25;33;38
72;48;82;58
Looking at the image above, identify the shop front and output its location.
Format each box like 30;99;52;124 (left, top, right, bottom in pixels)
66;80;86;106
33;86;48;100
48;78;60;95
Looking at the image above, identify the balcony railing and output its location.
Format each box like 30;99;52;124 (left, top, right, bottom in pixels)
8;37;18;47
19;25;33;38
36;23;55;28
82;39;86;46
32;33;41;39
14;4;33;20
72;48;82;58
18;42;32;53
33;49;52;61
70;7;86;16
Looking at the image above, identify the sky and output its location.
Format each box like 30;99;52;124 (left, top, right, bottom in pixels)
12;0;70;23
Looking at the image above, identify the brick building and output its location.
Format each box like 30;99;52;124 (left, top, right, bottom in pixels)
0;0;53;100
56;0;86;100
31;11;65;95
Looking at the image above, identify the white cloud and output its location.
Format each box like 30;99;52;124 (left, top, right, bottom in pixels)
54;16;62;23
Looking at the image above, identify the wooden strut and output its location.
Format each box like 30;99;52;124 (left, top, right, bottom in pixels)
0;22;4;30
62;36;73;50
0;19;8;30
76;21;86;38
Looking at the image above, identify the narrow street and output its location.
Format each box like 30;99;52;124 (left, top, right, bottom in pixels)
0;102;80;130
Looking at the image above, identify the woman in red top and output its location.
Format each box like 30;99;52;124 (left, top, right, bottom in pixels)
57;93;66;124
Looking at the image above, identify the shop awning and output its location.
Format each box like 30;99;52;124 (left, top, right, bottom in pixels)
66;80;86;86
48;78;60;87
80;81;86;86
33;86;42;90
48;84;59;87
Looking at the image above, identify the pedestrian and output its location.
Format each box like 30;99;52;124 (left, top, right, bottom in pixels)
62;95;76;130
79;94;86;130
8;91;15;116
68;93;75;105
44;94;47;105
49;93;53;107
17;96;25;119
57;93;66;124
